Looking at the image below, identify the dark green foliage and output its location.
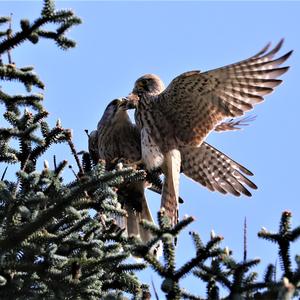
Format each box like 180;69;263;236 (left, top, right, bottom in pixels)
0;0;81;55
131;211;300;299
1;1;300;299
0;1;148;299
258;211;300;280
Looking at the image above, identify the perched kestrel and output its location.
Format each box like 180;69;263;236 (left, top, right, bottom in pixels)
90;99;257;235
89;99;154;242
126;40;292;225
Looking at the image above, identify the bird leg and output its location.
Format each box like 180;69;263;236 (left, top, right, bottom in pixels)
161;149;181;227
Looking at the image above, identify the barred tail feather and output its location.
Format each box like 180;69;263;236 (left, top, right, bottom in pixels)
180;142;257;197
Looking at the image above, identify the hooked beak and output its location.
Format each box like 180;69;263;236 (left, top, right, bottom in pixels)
123;90;139;110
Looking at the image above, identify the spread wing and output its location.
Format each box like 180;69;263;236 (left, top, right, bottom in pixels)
180;143;257;196
157;40;292;146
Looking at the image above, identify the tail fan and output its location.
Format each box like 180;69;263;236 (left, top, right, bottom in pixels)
181;142;257;197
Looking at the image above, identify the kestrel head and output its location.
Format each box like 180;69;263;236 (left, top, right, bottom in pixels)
126;74;165;108
98;98;128;127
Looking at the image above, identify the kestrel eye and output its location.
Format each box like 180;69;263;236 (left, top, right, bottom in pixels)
141;79;148;86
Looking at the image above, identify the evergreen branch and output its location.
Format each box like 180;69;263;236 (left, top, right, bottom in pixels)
40;121;50;137
30;126;69;163
0;1;149;298
206;281;219;300
0;64;44;91
279;211;292;234
1;1;300;298
258;230;280;243
6;13;13;64
189;231;205;252
0;17;11;24
81;151;93;173
142;252;166;277
175;237;223;280
228;259;261;295
181;290;205;300
54;159;68;176
258;211;298;279
290;226;300;241
171;215;195;235
242;281;268;294
0;3;81;54
115;262;146;272
264;264;276;283
194;263;231;290
0;169;130;252
162;233;176;273
67;136;84;176
279;242;292;279
41;0;55;17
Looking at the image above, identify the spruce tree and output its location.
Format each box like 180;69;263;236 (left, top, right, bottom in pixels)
0;1;149;298
0;1;300;299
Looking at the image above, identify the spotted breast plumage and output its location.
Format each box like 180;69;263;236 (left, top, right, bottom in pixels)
90;98;258;234
126;40;292;225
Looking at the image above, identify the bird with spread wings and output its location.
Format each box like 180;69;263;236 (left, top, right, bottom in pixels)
90;98;258;240
126;40;292;226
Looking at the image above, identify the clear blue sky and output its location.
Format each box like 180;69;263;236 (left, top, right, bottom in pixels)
1;1;300;298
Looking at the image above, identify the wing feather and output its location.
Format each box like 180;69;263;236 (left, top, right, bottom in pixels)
158;41;292;146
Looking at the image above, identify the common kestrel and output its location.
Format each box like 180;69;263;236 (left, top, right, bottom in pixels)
126;40;292;225
89;99;154;242
90;99;257;235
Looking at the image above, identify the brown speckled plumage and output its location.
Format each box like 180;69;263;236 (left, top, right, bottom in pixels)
88;99;154;242
181;143;257;197
127;40;292;225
